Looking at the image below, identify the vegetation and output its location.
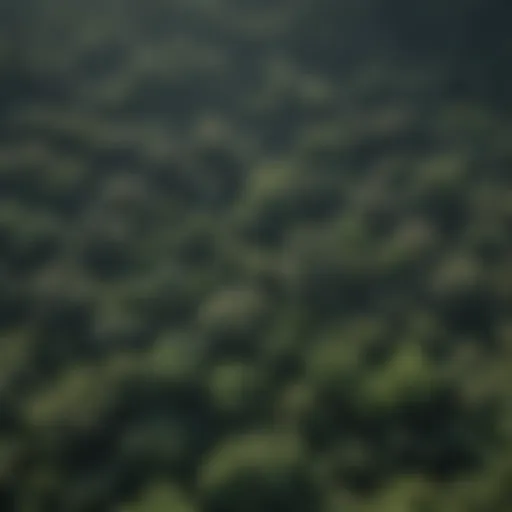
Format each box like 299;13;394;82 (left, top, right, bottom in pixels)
0;0;511;510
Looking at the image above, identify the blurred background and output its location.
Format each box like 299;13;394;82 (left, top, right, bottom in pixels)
0;0;512;510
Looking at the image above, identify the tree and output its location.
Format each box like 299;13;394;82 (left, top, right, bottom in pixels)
198;432;321;512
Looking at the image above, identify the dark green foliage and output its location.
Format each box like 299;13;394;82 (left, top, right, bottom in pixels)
0;0;511;510
198;432;320;512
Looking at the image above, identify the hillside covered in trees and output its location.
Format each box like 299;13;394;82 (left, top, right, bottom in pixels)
0;0;511;510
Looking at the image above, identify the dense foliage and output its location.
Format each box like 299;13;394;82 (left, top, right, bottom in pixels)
1;0;511;510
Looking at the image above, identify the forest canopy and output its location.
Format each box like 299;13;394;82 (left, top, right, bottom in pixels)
0;0;511;510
